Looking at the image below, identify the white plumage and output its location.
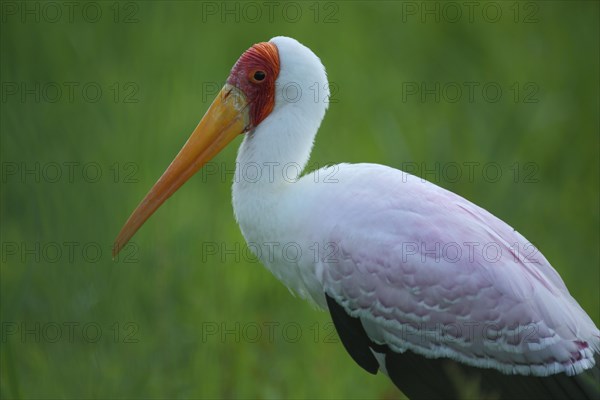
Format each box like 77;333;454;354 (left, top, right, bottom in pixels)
231;38;599;378
114;36;600;398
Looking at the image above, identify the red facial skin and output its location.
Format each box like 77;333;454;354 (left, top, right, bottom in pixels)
227;42;280;130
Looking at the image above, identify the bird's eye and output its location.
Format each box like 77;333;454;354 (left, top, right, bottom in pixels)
252;70;266;82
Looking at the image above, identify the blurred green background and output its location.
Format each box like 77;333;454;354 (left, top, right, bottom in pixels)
1;1;599;399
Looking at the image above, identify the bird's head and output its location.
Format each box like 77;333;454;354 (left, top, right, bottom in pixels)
226;41;280;129
113;36;328;256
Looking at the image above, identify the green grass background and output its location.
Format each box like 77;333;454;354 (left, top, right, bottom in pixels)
1;1;599;399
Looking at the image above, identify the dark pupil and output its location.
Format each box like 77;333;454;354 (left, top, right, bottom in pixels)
253;71;266;81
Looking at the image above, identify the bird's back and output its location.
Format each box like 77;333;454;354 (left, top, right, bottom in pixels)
288;163;599;378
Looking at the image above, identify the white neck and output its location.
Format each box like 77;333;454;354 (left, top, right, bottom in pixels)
232;36;329;218
231;35;329;260
233;99;321;190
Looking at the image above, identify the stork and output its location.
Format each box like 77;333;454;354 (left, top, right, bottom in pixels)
113;37;600;399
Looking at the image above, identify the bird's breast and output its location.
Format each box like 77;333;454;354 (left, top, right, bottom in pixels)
232;179;328;307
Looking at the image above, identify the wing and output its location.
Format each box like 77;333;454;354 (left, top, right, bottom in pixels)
327;292;600;399
293;164;599;394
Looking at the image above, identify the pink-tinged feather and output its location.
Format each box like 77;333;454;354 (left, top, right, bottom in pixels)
290;163;599;377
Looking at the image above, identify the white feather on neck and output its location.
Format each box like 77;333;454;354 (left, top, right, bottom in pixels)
231;36;330;299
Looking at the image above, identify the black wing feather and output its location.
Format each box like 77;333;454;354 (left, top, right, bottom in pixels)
325;293;600;400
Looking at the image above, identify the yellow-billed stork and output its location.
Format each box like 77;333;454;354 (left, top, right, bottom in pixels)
113;37;599;399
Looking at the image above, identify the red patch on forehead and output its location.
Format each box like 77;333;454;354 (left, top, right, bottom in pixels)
227;42;280;129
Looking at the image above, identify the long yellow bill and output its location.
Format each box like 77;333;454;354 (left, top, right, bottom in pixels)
113;84;249;257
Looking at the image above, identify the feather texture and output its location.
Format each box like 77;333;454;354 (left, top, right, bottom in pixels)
230;36;600;397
